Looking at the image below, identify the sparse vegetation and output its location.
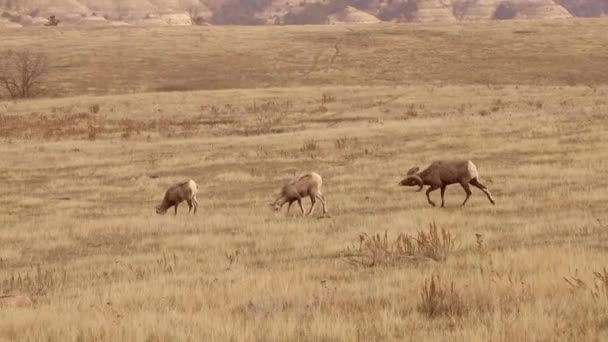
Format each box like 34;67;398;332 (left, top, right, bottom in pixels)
345;222;455;267
0;50;50;99
0;21;607;342
418;275;465;318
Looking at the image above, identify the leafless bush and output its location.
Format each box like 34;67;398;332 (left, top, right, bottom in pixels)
418;275;465;318
156;253;178;274
45;15;60;26
89;103;101;114
301;139;319;152
185;3;207;25
1;264;67;297
344;222;455;267
0;50;51;99
334;136;356;150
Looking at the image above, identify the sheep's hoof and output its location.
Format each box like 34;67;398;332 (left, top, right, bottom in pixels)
429;202;436;207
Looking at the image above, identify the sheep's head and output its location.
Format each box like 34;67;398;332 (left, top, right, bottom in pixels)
399;167;423;191
268;202;280;211
155;204;167;215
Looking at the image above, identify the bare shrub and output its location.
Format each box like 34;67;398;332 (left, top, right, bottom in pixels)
156;253;178;274
0;50;51;99
344;222;455;267
89;103;101;114
301;139;319;152
334;136;356;150
321;92;336;105
184;3;207;25
1;264;67;297
45;15;60;26
418;275;465;318
416;221;455;262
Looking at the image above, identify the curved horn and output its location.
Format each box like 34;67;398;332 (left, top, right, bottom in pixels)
408;174;424;192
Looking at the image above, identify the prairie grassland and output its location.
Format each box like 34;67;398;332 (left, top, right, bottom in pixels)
1;22;608;342
1;19;608;97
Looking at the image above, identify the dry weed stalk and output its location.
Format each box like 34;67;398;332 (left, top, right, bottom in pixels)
418;275;465;318
564;268;608;304
344;222;455;267
156;253;178;274
1;265;67;296
591;268;608;303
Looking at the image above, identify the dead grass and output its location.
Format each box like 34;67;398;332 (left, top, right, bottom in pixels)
418;275;465;318
344;221;455;266
1;20;608;97
1;21;608;342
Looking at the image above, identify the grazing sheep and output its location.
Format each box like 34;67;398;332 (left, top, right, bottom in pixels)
399;160;495;207
269;172;328;216
155;179;198;215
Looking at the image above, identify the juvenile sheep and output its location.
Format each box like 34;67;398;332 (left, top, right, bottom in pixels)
155;179;199;216
269;172;328;216
399;160;495;207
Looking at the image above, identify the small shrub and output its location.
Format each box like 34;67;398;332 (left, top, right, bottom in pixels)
344;222;455;267
89;103;101;114
321;92;335;105
301;139;319;152
1;264;67;297
334;136;356;150
418;275;465;318
156;253;177;274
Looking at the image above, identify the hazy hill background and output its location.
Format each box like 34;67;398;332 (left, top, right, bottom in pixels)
1;0;607;27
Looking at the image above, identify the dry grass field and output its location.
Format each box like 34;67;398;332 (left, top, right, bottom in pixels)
1;19;608;341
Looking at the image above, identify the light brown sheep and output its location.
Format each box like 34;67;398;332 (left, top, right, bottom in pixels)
270;172;328;216
155;179;198;216
399;160;495;207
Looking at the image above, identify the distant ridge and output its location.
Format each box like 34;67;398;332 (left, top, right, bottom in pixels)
1;0;603;27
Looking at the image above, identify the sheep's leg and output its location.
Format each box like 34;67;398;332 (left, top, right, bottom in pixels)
470;179;495;205
187;200;193;214
460;182;472;207
174;204;179;216
440;185;447;208
297;199;305;216
192;196;199;214
316;191;328;214
426;186;439;207
307;195;317;216
287;201;294;213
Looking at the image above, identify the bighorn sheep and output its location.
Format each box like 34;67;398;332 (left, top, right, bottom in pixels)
155;179;198;215
399;160;495;207
270;172;328;216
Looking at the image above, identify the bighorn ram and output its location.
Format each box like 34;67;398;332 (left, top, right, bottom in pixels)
399;160;495;207
270;172;328;216
155;179;199;215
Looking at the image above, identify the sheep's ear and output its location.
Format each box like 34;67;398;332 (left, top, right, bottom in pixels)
406;167;419;175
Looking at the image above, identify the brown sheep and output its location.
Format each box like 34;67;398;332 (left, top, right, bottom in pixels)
155;179;198;216
269;172;328;216
399;160;495;207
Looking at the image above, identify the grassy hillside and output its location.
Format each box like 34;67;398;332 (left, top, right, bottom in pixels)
1;19;608;98
1;21;608;341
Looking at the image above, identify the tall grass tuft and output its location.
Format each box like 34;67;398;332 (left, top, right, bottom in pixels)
344;221;455;267
418;275;465;318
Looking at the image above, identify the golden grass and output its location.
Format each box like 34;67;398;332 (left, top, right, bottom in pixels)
1;19;608;98
1;21;608;341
